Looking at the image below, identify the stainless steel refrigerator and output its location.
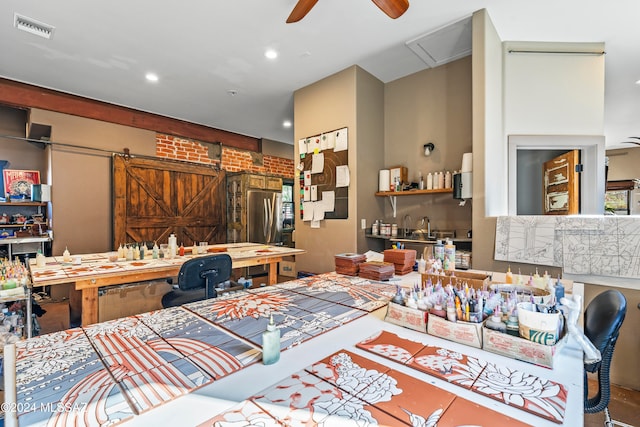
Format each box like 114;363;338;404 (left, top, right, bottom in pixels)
246;189;283;245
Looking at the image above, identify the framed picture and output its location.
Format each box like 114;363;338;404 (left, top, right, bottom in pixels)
3;169;41;200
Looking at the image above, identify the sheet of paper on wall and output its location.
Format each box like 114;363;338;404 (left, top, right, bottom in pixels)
310;220;321;229
333;128;348;152
304;170;311;186
308;136;321;153
303;185;311;202
302;202;314;221
321;191;335;212
298;138;308;155
336;165;350;187
320;132;335;150
311;153;324;174
313;202;325;221
310;185;318;201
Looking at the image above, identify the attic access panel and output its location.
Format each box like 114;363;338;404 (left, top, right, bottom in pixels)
406;16;472;68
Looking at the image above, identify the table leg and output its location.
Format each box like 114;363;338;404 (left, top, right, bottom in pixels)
81;287;99;326
268;261;278;285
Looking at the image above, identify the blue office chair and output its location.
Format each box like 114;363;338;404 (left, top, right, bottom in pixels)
583;289;627;427
161;254;232;308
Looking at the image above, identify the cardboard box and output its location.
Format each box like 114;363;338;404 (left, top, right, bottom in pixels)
279;260;297;278
422;270;491;290
98;280;172;323
482;326;566;368
427;314;483;348
384;302;427;333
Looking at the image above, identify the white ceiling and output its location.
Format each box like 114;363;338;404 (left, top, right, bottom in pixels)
1;0;639;147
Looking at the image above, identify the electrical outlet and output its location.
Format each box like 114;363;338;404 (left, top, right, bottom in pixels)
361;219;367;229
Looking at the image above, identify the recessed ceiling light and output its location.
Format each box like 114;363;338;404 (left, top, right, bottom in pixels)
145;73;159;82
227;89;238;96
283;120;292;128
636;79;640;85
265;49;278;60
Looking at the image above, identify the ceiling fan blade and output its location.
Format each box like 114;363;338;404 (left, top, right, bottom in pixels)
286;0;319;23
623;141;640;146
371;0;409;19
629;136;640;140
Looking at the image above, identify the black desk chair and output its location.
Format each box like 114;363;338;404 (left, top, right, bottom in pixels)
161;254;232;308
584;289;627;427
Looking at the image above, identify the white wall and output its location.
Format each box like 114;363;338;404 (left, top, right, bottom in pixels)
503;42;605;137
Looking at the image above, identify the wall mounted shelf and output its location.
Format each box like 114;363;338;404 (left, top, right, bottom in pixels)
375;188;453;217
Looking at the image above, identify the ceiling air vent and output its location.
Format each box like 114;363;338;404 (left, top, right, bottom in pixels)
14;13;55;39
406;16;471;68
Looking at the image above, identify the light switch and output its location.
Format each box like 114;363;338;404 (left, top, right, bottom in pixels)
361;219;367;229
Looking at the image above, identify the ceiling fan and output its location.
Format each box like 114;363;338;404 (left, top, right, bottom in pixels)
622;136;640;146
287;0;409;23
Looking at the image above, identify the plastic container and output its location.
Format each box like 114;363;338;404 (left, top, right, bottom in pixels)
262;314;281;365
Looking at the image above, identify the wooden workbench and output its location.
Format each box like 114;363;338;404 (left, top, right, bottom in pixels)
29;242;305;326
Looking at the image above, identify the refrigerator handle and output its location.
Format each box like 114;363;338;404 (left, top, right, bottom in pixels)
266;198;274;242
263;199;269;239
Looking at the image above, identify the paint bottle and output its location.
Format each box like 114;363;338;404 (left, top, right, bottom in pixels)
506;314;520;337
36;249;46;268
152;242;159;259
554;276;565;304
444;239;456;271
434;240;445;264
505;266;513;284
262;314;281;365
168;233;177;259
485;308;507;334
445;170;452;188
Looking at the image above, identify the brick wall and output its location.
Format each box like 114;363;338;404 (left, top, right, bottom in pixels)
156;134;294;178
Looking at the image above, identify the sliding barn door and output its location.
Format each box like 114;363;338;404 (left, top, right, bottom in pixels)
113;155;226;248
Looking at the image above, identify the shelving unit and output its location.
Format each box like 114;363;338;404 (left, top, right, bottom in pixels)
375;188;453;217
0;201;51;258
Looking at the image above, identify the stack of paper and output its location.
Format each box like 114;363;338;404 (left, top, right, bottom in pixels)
358;261;395;281
383;249;417;275
335;253;367;276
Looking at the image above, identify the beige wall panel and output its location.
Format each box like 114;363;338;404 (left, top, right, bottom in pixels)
355;68;385;253
293;67;358;274
384;56;473;238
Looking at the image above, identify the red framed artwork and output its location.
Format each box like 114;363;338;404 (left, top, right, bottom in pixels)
3;169;41;200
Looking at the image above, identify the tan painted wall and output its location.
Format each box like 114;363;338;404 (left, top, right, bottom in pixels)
29;109;156;255
293;66;385;274
355;69;386;253
383;56;473;239
607;147;640;181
